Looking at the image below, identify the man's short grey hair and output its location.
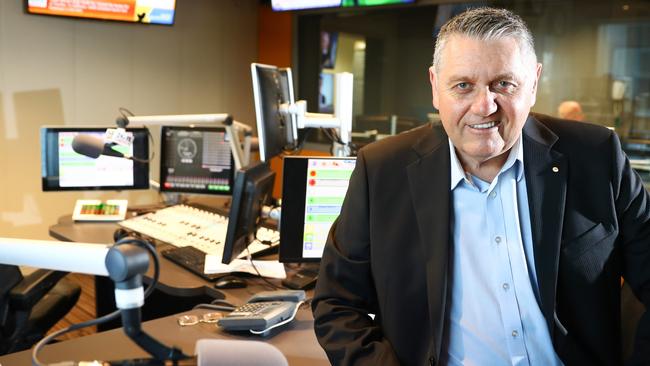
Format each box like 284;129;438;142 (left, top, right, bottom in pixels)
432;7;536;72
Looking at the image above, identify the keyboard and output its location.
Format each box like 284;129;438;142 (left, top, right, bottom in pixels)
161;246;222;282
119;204;280;259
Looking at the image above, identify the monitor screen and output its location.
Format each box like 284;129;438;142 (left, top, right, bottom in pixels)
222;162;276;264
272;0;341;11
279;156;356;262
251;63;297;162
41;127;149;191
341;0;415;6
25;0;176;25
159;125;234;195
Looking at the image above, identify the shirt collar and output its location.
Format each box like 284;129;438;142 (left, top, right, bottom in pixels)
449;136;524;191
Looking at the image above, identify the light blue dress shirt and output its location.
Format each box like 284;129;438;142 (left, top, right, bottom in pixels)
440;137;563;366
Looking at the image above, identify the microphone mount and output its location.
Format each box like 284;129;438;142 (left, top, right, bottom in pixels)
0;238;190;363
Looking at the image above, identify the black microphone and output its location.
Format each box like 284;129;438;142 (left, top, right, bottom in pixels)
72;134;126;159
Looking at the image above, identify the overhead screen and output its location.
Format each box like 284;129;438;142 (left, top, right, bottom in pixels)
26;0;176;25
272;0;414;11
40;127;149;191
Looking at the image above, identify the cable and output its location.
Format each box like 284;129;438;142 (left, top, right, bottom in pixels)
116;107;155;162
249;301;304;335
32;309;122;366
247;231;284;290
192;303;237;312
31;237;161;366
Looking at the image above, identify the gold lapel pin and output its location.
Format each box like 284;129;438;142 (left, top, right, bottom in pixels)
552;166;559;173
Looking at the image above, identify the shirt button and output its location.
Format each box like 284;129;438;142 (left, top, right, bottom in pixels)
495;236;502;244
502;283;510;291
490;191;497;198
512;330;519;337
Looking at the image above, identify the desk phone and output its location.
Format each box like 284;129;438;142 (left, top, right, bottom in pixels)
218;290;305;335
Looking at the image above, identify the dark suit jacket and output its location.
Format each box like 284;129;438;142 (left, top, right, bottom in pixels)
312;113;650;366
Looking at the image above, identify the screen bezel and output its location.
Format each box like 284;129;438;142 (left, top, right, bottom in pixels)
158;125;235;196
279;156;356;263
40;126;150;191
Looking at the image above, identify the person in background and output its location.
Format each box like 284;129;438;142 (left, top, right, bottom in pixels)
557;100;585;121
312;7;650;366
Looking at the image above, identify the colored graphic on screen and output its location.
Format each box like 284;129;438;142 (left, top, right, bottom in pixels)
58;131;134;187
302;158;355;258
341;0;414;6
26;0;176;25
160;126;234;195
272;0;341;11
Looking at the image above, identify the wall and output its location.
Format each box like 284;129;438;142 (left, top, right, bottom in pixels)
0;0;258;240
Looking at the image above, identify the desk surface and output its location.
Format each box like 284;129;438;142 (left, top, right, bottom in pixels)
0;306;328;365
18;212;330;365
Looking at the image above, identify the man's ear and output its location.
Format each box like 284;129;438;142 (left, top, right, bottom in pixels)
530;62;543;107
429;66;440;109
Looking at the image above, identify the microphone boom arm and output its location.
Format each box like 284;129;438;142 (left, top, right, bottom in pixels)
0;237;190;362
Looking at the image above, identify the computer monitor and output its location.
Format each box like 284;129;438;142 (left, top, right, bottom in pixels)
251;63;297;161
40;127;149;191
279;156;356;262
159;125;235;195
221;162;276;264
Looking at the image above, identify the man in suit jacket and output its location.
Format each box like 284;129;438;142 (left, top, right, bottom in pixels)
312;7;650;366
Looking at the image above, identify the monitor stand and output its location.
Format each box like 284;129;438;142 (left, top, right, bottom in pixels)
282;262;320;290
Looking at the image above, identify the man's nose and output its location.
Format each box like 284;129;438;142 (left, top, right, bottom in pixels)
470;87;498;116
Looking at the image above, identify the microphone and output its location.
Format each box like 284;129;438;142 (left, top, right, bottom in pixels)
72;134;126;159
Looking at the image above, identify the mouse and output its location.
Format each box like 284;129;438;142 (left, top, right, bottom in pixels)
214;275;248;289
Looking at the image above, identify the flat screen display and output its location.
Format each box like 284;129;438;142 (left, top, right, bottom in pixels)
26;0;176;25
159;125;234;195
272;0;341;11
341;0;414;6
251;63;297;162
279;156;356;262
41;126;149;191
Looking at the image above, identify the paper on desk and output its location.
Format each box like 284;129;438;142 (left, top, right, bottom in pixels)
204;255;287;279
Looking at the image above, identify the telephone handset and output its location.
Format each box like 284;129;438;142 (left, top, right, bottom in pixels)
218;290;306;335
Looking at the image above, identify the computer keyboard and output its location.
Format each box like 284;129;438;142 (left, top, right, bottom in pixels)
119;204;280;258
161;246;223;282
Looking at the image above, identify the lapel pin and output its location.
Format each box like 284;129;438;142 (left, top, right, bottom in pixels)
552;166;559;173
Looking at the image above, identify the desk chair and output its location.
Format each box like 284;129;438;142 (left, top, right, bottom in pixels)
0;265;81;355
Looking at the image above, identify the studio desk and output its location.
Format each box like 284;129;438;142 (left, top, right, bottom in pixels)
0;210;328;365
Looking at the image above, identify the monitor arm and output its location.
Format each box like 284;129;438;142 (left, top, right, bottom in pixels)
280;72;354;157
123;113;253;170
0;238;189;362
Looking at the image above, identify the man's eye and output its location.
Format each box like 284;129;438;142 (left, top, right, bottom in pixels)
497;81;513;88
456;82;469;89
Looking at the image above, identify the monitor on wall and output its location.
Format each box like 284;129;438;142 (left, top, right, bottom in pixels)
341;0;415;6
25;0;176;25
40;126;150;191
272;0;342;11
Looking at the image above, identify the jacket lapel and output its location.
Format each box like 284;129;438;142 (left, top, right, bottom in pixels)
407;125;451;360
522;114;567;335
